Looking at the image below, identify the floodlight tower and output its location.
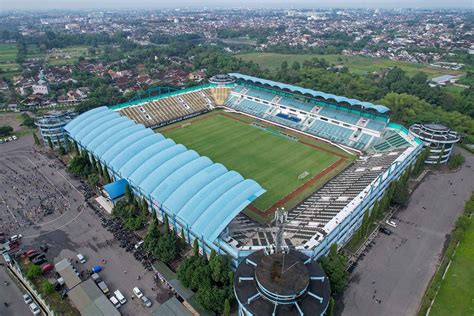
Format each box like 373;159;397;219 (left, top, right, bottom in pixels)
274;207;286;253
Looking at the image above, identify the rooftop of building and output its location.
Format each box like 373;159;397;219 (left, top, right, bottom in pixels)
234;250;330;316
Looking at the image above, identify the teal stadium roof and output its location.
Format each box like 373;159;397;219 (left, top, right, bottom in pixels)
229;73;390;114
65;107;266;243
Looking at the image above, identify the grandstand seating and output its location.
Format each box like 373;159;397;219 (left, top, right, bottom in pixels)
246;88;275;102
318;107;360;125
365;119;386;132
278;96;315;112
306;120;354;145
372;131;410;152
352;133;373;150
203;87;231;105
226;84;391;150
119;90;212;128
231;99;270;117
227;151;402;246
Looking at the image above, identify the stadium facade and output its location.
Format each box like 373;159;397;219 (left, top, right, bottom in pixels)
65;74;424;267
35;110;77;148
409;123;459;164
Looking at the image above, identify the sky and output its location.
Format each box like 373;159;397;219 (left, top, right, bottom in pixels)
2;0;473;10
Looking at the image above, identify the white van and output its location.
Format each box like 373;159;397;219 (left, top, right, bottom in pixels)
114;290;127;305
76;253;86;264
109;295;121;309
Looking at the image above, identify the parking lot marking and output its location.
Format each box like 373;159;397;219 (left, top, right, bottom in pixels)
0;197;22;227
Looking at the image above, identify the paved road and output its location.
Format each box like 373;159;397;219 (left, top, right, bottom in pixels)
1;136;170;315
340;148;474;316
0;265;34;316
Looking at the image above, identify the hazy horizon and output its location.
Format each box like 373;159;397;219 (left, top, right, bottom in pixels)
2;0;473;11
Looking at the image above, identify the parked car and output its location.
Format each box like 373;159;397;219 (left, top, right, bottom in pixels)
133;287;143;298
76;253;86;264
114;290;127;305
41;263;54;273
91;273;102;284
29;302;41;315
9;234;22;242
385;220;397;228
23;293;32;304
26;250;37;257
379;227;393;235
109;295;121;309
141;295;152;308
134;240;144;249
31;255;47;265
97;281;109;295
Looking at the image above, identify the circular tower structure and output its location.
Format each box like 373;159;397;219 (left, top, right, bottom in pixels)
409;123;460;164
209;74;235;86
234;249;331;316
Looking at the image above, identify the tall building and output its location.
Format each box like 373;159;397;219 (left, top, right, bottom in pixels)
409;123;460;164
35;110;77;148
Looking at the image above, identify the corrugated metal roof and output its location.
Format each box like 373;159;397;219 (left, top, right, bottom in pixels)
228;73;390;114
65;107;266;244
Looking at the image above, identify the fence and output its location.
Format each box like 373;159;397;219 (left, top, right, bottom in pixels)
7;262;55;316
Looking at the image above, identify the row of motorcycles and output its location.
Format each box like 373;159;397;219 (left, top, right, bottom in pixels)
91;204;154;271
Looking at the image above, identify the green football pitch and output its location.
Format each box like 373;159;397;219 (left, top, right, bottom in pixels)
161;112;346;214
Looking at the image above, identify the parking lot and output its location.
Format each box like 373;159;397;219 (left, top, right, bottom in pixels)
340;148;474;316
1;135;171;315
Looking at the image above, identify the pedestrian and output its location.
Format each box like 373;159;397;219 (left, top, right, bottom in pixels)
124;270;127;274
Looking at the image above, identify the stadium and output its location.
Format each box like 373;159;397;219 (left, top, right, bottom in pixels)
64;73;424;266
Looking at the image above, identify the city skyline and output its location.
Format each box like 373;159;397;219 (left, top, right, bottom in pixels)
2;0;473;10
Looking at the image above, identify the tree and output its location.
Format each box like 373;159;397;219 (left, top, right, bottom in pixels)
58;145;66;155
180;227;186;243
392;181;409;207
103;166;111;183
193;238;200;257
320;244;348;295
125;184;133;203
67;154;92;177
42;281;54;294
32;131;40;145
326;297;335;316
448;153;465;170
223;298;230;316
73;140;79;154
291;61;301;71
26;264;42;280
163;213;170;235
46;137;53;150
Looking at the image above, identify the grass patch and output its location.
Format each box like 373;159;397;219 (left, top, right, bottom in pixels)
237;53;464;78
429;219;474;316
443;84;467;95
0;44;18;62
47;46;92;65
160;112;347;212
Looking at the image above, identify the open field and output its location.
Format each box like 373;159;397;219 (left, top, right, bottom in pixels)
429;220;474;316
160;112;350;216
47;46;92;65
0;44;21;77
0;44;17;62
237;53;464;78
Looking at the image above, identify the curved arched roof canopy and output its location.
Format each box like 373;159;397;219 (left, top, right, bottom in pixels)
64;107;266;244
228;73;390;114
